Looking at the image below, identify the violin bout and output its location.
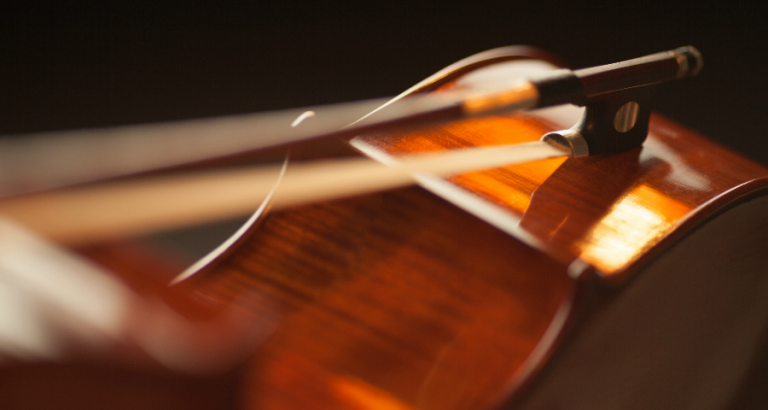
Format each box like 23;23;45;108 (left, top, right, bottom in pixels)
4;46;768;410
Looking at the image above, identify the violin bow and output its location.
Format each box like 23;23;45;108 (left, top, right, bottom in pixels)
0;46;702;243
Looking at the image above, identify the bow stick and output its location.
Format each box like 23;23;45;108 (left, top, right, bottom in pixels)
0;46;702;243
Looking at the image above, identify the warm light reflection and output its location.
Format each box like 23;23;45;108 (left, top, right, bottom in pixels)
332;376;415;410
578;184;692;274
452;156;567;213
362;114;569;215
442;116;568;214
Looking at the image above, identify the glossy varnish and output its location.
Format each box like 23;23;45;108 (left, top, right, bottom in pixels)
185;187;573;410
183;50;768;409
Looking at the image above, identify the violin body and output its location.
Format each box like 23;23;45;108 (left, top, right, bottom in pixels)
176;48;768;409
4;47;768;409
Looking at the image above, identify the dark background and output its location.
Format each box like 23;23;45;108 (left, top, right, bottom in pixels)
2;1;768;165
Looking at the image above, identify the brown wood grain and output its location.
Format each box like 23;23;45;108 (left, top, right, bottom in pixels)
184;187;574;410
7;47;768;409
180;51;768;409
354;64;768;280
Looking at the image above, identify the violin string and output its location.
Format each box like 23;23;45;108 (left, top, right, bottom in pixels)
0;141;567;245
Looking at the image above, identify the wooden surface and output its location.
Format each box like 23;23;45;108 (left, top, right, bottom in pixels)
178;50;768;409
4;48;768;409
354;56;768;280
183;187;574;410
356;112;768;279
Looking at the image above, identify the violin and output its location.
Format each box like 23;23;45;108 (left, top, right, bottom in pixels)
1;46;768;410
